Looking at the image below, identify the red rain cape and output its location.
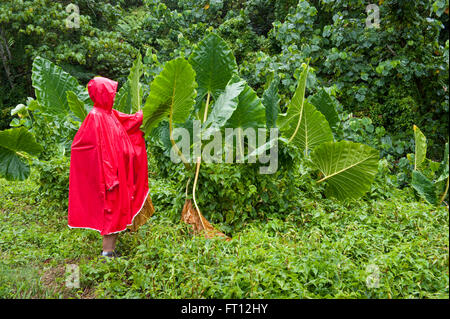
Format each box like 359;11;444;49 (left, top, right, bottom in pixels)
68;76;149;235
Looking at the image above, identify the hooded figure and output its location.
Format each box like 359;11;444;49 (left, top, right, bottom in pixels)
68;76;150;236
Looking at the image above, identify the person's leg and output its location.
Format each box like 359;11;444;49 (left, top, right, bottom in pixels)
102;233;118;253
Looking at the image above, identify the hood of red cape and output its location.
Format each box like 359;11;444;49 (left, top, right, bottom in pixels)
68;76;149;235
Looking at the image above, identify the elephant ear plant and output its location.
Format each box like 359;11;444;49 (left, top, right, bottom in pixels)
0;127;42;181
0;56;90;181
0;35;382;238
142;33;266;239
142;33;381;239
255;61;380;201
409;125;449;206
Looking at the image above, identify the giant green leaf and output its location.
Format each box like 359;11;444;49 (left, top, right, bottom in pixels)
202;79;246;135
114;81;131;113
411;170;437;205
67;91;89;121
289;101;334;154
311;141;379;200
413;125;427;171
188;33;238;102
0;127;43;181
277;62;309;143
262;76;280;129
113;54;144;114
436;142;449;183
129;53;144;113
32;56;89;116
142;58;197;136
226;80;266;130
309;89;339;130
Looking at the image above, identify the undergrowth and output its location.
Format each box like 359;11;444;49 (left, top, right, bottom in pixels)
0;169;448;298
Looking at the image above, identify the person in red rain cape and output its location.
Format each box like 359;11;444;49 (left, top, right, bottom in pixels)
68;76;150;257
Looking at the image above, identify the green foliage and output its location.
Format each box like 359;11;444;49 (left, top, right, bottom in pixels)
411;170;438;206
142;57;197;135
368;89;418;136
275;64;379;200
31;56;90;116
0;127;42;181
291;101;334;155
413;125;427;171
1;174;448;298
67;91;89;121
188;33;238;103
240;0;449;159
277;62;310;145
308;89;339;130
410;125;449;206
202;80;246;132
142;33;381;218
34;155;71;209
181;144;303;234
311;141;380;201
225;79;266;130
261;75;280;129
28;57;88;156
128;53;145;113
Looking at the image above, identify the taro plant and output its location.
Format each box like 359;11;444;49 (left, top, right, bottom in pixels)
28;56;93;155
142;33;267;238
142;33;381;237
1;34;381;233
114;53;145;114
0;55;91;181
0;127;42;181
255;60;380;201
409;125;449;206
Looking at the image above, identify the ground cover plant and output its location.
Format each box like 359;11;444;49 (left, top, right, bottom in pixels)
0;0;448;299
0;167;448;298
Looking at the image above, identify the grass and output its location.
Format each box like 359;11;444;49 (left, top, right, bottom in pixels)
0;169;448;298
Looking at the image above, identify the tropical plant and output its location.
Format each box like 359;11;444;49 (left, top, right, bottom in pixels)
143;33;267;237
409;125;449;206
272;62;380;201
0;127;42;181
142;32;380;237
114;53;145;114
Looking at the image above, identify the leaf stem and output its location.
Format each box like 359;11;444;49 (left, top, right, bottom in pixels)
169;116;190;170
15;151;32;161
288;59;310;144
192;156;206;230
190;91;212;229
168;82;191;170
185;176;191;198
438;176;449;206
203;92;211;123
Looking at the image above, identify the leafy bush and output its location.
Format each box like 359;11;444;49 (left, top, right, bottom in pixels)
176;145;304;235
33;155;71;210
0;0;140;124
82;197;449;298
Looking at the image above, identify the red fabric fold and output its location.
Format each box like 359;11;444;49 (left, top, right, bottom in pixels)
68;77;149;235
